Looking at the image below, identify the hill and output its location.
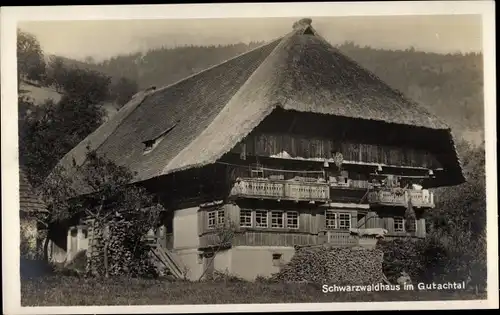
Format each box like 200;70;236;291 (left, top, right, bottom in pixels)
19;80;63;105
56;41;485;145
19;80;119;120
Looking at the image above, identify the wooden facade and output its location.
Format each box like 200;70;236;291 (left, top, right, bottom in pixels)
149;111;439;252
231;133;441;169
195;199;426;249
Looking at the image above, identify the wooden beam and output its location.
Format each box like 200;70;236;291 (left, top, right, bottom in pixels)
320;202;370;210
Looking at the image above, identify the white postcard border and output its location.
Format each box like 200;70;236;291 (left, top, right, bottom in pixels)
1;1;497;313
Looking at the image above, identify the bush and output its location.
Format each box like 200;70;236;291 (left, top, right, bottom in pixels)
377;238;423;283
377;237;448;284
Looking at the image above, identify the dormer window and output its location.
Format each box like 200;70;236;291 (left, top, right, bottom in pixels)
142;121;178;154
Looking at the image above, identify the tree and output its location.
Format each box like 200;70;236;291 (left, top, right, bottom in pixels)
19;96;105;188
45;56;67;91
19;58;111;188
426;140;487;289
58;68;111;104
37;164;78;262
17;29;46;84
110;77;139;107
84;56;96;64
198;217;236;281
18;95;36;122
71;148;163;277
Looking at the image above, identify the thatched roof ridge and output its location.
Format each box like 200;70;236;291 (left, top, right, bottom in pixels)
51;18;463;193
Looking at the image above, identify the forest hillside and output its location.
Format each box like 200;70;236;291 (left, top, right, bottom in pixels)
51;40;484;145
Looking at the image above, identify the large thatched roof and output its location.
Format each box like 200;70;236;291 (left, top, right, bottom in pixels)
51;19;464;194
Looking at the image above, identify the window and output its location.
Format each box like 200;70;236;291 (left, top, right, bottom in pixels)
325;210;337;229
338;213;351;230
271;211;284;228
272;253;283;267
325;210;351;230
207;211;217;229
251;166;264;178
207;209;225;229
394;217;418;233
286;211;299;229
394;217;405;232
255;210;268;228
217;210;225;226
240;210;253;227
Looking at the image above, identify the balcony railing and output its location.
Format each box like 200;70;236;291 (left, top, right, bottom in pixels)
367;188;434;208
230;178;330;202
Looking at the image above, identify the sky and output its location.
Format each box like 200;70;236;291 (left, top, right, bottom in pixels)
19;15;482;62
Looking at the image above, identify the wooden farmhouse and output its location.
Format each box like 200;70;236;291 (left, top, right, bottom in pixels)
52;19;464;280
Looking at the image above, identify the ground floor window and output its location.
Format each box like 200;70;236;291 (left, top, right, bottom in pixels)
338;213;351;230
271;211;284;228
255;210;268;228
240;210;253;227
239;209;300;229
207;208;225;229
394;217;405;232
286;211;299;229
394;217;417;232
325;210;351;230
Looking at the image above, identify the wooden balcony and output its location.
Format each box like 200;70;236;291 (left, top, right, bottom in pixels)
367;188;434;208
318;231;380;249
230;178;330;202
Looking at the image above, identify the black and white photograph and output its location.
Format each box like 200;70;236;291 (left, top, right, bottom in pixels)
1;2;498;313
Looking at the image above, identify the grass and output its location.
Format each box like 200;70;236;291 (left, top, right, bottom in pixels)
19;82;62;104
21;275;486;306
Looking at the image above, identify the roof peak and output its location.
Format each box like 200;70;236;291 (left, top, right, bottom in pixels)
292;18;312;30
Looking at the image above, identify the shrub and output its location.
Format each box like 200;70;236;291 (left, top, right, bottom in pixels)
377;236;449;284
377;238;424;283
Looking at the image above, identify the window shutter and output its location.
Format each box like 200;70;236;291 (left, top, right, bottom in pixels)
227;203;240;232
381;217;388;230
197;210;204;236
318;211;325;231
387;217;395;233
350;211;358;229
365;212;377;228
416;218;426;238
